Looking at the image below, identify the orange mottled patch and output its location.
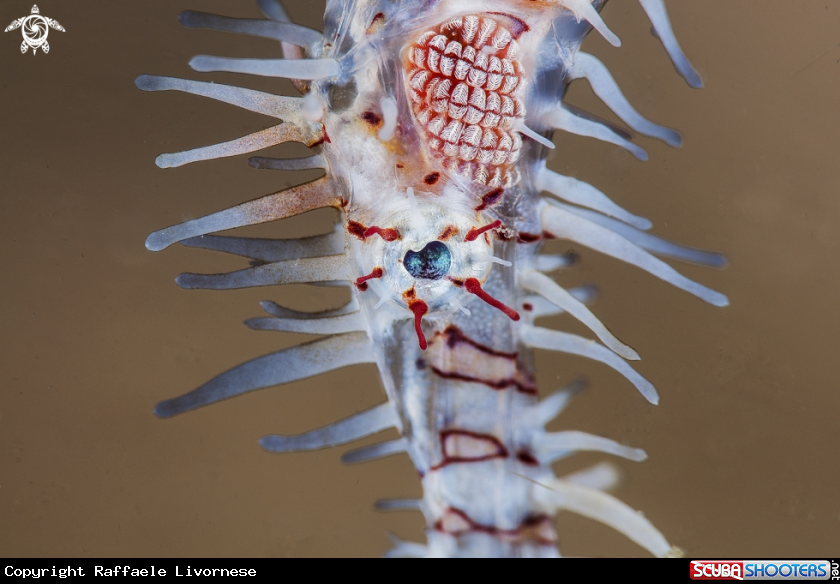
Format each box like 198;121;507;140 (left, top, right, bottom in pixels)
404;14;527;188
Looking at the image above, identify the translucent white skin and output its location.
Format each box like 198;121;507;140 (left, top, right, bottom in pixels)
144;0;722;557
312;0;700;557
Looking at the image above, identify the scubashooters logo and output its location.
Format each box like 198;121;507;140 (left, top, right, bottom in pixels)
691;560;833;580
4;5;64;54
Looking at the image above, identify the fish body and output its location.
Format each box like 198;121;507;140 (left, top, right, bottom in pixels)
140;0;726;557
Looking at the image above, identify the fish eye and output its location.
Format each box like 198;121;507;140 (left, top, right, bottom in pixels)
403;241;451;280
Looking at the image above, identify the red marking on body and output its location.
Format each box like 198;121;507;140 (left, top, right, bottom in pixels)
424;172;440;185
354;267;383;291
519;515;557;545
364;225;401;241
428;367;536;394
464;278;520;321
542;230;557;240
367;12;385;33
430;430;508;470
464;219;501;242
474;187;504;211
311;125;331;146
441;325;516;357
438;225;459;240
522;302;533;312
361;111;382;126
434;508;473;534
348;221;401;242
347;220;367;239
422;326;536;394
409;299;429;350
516;231;541;243
516;450;539;465
396;163;404;169
434;508;556;545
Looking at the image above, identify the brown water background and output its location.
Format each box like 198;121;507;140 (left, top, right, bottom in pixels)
1;1;839;557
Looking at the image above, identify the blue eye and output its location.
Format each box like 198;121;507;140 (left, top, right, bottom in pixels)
403;241;451;280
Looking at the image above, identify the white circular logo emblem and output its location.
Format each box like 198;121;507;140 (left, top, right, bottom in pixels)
4;5;65;55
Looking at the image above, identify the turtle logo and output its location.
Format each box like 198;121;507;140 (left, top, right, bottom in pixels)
5;5;65;55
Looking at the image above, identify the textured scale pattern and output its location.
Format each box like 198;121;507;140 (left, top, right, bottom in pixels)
407;15;527;187
139;0;727;557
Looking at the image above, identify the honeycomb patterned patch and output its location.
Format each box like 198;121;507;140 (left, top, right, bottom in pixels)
405;15;527;188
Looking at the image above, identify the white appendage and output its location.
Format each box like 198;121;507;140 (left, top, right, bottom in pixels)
570;53;682;147
532;478;674;557
520;270;639;360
